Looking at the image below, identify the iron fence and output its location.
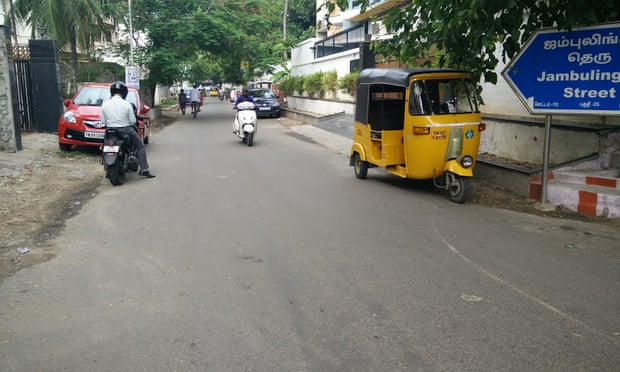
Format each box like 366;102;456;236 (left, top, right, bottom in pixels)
314;24;368;59
10;45;34;132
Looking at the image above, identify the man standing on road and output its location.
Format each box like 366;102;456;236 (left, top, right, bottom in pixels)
178;88;187;115
101;81;155;178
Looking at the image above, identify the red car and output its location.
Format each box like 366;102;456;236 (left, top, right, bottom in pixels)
58;83;151;151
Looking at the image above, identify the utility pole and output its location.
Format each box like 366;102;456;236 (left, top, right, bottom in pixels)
282;0;288;59
128;0;134;66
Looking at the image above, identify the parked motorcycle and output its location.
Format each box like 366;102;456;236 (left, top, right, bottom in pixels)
233;101;258;146
101;127;140;185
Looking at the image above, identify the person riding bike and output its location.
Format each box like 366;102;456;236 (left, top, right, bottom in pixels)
100;81;155;178
189;84;201;113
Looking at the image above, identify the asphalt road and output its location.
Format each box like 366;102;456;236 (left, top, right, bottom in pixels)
0;98;618;371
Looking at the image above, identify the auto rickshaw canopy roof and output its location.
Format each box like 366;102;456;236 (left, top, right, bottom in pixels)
358;68;470;87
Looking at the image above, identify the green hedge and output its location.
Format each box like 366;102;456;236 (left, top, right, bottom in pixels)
304;71;324;97
339;72;359;97
277;70;358;98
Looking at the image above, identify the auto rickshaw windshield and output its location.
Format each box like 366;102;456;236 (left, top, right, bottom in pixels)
409;78;479;115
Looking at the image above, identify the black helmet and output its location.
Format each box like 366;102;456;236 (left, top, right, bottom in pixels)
110;81;128;99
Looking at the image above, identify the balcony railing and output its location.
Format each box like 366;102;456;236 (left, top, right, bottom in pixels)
313;23;368;59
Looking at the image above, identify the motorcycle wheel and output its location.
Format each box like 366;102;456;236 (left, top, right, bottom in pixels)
448;174;471;204
108;161;126;186
246;132;254;147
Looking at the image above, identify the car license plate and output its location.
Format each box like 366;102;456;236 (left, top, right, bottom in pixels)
103;145;120;152
84;131;104;139
259;107;270;111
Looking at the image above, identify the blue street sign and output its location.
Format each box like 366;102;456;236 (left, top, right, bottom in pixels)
502;23;620;115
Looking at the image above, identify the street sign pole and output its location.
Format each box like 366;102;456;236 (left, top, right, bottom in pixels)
541;115;552;203
502;22;620;205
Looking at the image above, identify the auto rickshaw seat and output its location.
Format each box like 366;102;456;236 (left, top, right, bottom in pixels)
382;112;403;131
367;101;404;132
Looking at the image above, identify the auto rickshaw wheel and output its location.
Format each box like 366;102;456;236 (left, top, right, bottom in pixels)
353;153;368;179
448;175;471;203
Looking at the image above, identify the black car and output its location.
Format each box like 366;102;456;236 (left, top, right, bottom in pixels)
248;88;281;118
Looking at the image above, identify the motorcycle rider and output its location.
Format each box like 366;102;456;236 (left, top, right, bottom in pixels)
101;81;155;178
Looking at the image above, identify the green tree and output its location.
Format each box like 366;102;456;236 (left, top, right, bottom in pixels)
13;0;117;90
355;0;619;85
286;0;316;43
132;0;281;96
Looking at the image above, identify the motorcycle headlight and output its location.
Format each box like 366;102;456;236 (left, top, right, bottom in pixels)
461;155;474;168
63;111;76;124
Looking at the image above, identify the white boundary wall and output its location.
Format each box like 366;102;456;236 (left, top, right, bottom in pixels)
287;39;620;166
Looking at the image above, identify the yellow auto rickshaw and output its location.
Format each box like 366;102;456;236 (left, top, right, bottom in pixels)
349;68;485;203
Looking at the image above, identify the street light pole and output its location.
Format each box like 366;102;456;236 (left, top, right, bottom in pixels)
128;0;134;66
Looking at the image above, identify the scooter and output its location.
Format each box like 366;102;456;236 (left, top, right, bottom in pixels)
233;101;258;146
101;127;139;185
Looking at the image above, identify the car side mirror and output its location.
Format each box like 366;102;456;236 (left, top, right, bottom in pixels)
63;98;71;107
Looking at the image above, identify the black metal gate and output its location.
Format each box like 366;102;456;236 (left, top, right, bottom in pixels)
11;45;34;132
29;40;63;133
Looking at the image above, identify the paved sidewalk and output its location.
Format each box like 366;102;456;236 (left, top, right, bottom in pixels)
289;123;352;158
280;112;353;158
313;113;354;139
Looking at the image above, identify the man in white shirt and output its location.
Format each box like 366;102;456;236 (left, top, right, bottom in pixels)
189;84;201;112
101;81;155;178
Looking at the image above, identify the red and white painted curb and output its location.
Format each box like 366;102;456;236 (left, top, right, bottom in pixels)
529;172;620;218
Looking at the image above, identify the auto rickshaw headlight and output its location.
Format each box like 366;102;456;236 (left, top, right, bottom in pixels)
461;155;474;168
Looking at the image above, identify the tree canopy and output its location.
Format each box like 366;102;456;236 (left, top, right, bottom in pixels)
131;0;315;90
9;0;315;93
12;0;116;90
355;0;620;84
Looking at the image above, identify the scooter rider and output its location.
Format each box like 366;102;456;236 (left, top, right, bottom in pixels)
233;87;255;134
101;81;155;178
234;87;254;107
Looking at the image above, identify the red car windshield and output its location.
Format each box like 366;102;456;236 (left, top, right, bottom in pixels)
73;86;139;108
